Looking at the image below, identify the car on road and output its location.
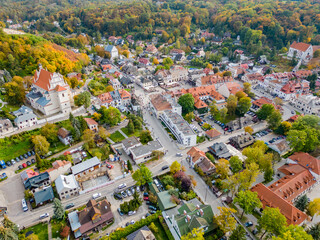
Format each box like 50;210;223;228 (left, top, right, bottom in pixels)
121;191;127;198
117;208;124;216
118;183;127;189
176;153;183;157
65;203;75;209
245;221;253;227
39;213;49;219
130;220;135;225
92;193;101;199
291;111;295;114
22;199;28;212
128;211;136;216
148;206;157;211
161;165;169;171
143;197;149;201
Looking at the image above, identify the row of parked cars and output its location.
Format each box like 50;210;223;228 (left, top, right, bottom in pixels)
253;129;272;138
114;183;143;200
268;135;286;144
213;120;233;132
5;150;35;168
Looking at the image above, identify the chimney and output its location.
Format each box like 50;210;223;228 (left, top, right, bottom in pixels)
186;215;191;222
183;210;187;216
196;205;200;210
199;209;204;216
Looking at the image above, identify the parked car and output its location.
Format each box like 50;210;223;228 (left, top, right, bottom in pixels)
31;150;35;155
65;203;75;209
126;189;132;196
252;229;258;235
121;191;127;198
22;163;27;168
92;193;101;199
114;193;123;200
31;158;36;164
11;159;15;165
15;157;20;162
24;154;28;159
128;211;136;216
146;213;151;217
19;155;24;160
18;165;23;170
130;186;135;194
143;197;149;201
26;161;31;166
39;213;49;219
118;183;127;189
6;161;11;167
136;186;140;193
27;151;32;157
130;220;135;225
1;173;7;179
143;192;149;197
146;201;154;206
154;179;159;186
149;210;157;214
106;162;113;169
125;222;130;227
148;206;157;211
117;208;124;216
245;221;253;227
161;165;169;171
176;153;183;157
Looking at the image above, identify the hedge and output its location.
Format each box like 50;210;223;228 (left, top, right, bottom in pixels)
103;211;161;240
158;215;175;240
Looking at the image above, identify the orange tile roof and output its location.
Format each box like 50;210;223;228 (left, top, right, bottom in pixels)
55;85;67;92
251;183;307;225
150;94;172;111
84;118;98;126
205;129;221;138
98;92;113;104
194;98;208;109
187;147;207;163
290;41;311;52
33;68;53;91
119;89;131;100
288;152;320;175
201;75;233;85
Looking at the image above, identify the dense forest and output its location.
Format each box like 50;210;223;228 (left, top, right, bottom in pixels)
1;0;320;51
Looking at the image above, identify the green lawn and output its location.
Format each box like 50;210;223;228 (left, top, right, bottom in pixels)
109;131;125;142
152;219;170;240
0;138;33;161
20;222;48;240
49;141;69;155
51;219;66;239
1;104;20;112
121;127;141;138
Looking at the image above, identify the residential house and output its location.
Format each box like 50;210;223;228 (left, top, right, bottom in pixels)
251;97;279;112
67;72;82;81
58;127;73;145
0;119;14;136
196;49;205;58
139;76;154;90
146;45;158;54
24;172;51;193
109;78;121;90
208;142;231;159
268;140;290;155
212;36;223;45
200;75;233;87
241;72;264;84
46;160;72;181
98;89;131;108
104;45;119;59
84;118;99;132
121;137;142;155
194;98;208;113
121;63;138;75
138;58;150;66
217;82;243;98
71;157;101;179
288;41;313;62
26;65;72;115
34;186;55;207
290;94;320;115
160;110;197;147
170;49;185;57
187;147;215;175
163;202;215;240
294;70;313;79
149;94;182;118
226;116;252;130
119;76;134;88
127;226;155;240
21;169;39;183
205;129;221;140
130;140;164;164
277;81;310;100
55;174;80;200
229;133;254;149
155;66;188;86
13;106;37;129
287;114;302;123
68;199;114;238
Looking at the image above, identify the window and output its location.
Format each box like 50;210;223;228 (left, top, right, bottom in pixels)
62;93;65;97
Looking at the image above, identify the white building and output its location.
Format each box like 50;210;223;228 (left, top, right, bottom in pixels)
130;140;164;164
0;119;14;136
58;128;73;145
160;110;197;147
155;66;188;86
149;94;182;118
26;65;72;115
97;89;131;108
13;106;38;129
288;41;313;62
46;160;72;181
71;157;101;179
55;174;79;200
290;94;320;115
105;45;119;59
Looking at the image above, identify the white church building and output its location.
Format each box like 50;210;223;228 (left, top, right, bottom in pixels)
26;65;72;116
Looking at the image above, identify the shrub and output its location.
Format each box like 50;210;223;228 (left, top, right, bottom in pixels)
149;222;158;233
60;225;70;238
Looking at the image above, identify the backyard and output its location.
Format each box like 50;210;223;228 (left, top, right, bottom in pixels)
51;218;67;239
19;222;48;240
121;127;141;138
109;130;125;142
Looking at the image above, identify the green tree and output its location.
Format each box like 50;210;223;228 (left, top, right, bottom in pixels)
162;175;175;188
234;190;262;219
82;129;95;149
132;164;153;186
53;198;64;220
40;123;58;143
307;223;320;240
149;222;159;233
256;104;275;120
127;160;133;172
178;93;195;114
267;110;282;130
229;225;246;240
276;121;292;135
181;228;204;240
258;207;287;239
136;46;143;55
139;130;153;144
127;119;135;134
272;225;313;240
3;76;25;105
163;57;174;68
32;135;50;155
308;198;320;220
184;112;195;123
295;194;309;211
98;126;110;140
170;161;181;174
237;97;252;116
226;95;238;116
216;159;230;179
243;82;252;95
100;106;121;126
214;207;237;233
229;156;243;173
220;107;228;121
74;91;91;109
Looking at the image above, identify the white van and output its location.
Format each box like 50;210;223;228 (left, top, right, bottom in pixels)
22;199;28;212
39;213;49;219
92;193;101;199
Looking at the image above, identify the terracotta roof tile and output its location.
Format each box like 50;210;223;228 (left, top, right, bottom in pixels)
84;118;98;126
288;152;320;175
290;41;311;52
205;129;221;138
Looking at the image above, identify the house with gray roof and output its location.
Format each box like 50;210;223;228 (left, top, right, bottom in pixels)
55;174;80;200
0;119;14;136
13;105;38;129
71;157;101;179
130;140;164;164
34;186;54;206
24;172;51;193
104;45;118;59
121;137;141;155
208;142;231;159
126;226;155;240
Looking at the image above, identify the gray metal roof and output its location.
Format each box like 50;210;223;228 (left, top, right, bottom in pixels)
71;157;101;175
130;140;163;158
105;45;116;52
34;186;54;205
14;112;37;124
68;211;81;231
36;97;50;106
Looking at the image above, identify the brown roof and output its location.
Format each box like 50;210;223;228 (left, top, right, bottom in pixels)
290;41;311;52
252;97;273;108
205;129;221;138
197;158;215;174
84;118;98;126
194;98;207;109
201;75;233;85
150;94;172;111
58;128;70;138
287;114;301;122
55;85;67;92
251;183;307;225
187;147;207;163
288;152;320;175
33;68;53;91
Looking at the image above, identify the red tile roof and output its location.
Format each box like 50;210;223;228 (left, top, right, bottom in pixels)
187;147;206;163
194;98;208;109
84;118;98;126
55;85;67;92
290;41;311;52
288;152;320;175
252;97;273;108
33;68;53;91
119;89;131;100
205;129;221;138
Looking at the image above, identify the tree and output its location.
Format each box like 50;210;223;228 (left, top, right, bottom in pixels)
170;161;181;174
69;77;79;89
256;104;275;120
26;234;39;240
2;215;18;234
214;207;237;233
32;135;50;155
163;57;174;67
237;97;252;116
229;225;246;240
220;108;228;121
229;156;243;173
181;176;192;192
258;207;287;239
3;76;25;105
234;190;262;219
153;58;159;65
244;126;253;135
295;195;309;211
181;228;204;240
243;82;252;95
139;130;153;144
0;226;18;240
136;46;143;55
226;95;238;116
127;119;135;134
308;198;320;220
100;106;121;126
272;225;312;240
276;121;292;135
184;112;195;123
40;123;58;143
235;91;246;100
223;71;232;77
74;91;91;109
216;159;230;179
274;97;283;106
127;160;133;172
178;93;195;114
60;226;70;238
149;222;158;233
162;175;175;188
53;198;64;220
98;126;110;140
82;129;95;149
267;110;282;130
132;164;153;186
307;223;320;240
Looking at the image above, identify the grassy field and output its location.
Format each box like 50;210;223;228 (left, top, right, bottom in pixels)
121;127;141;138
51;219;66;239
152;219;171;240
20;222;48;240
1;104;21;112
0;137;33;161
109;131;125;142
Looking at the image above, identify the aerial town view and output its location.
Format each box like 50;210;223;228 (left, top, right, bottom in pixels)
1;0;320;239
